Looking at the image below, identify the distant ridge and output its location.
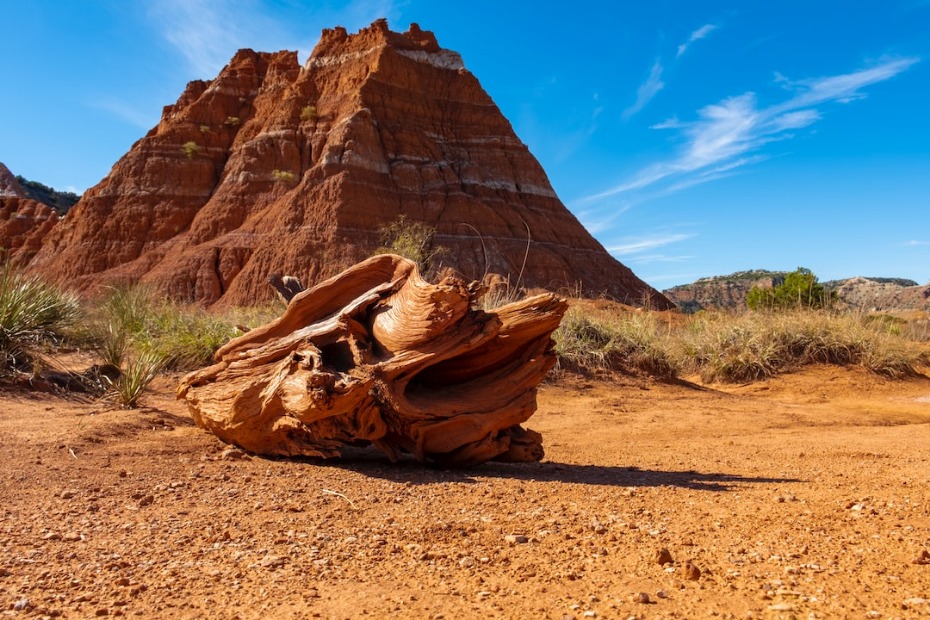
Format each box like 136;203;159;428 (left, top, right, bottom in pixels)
665;271;930;313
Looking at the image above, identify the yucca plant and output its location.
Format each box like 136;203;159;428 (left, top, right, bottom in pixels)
106;349;165;408
0;264;79;372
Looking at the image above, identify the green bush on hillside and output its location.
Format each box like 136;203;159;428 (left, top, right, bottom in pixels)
746;267;834;310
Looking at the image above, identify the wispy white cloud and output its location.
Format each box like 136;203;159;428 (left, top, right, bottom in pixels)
607;233;695;256
627;254;695;264
147;0;398;76
88;98;159;129
904;240;929;246
677;23;718;58
623;59;665;120
582;56;920;204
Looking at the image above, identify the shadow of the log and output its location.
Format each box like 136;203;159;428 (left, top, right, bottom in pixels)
294;450;801;492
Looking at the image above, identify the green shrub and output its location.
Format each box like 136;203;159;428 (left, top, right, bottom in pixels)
375;215;448;275
0;265;79;372
746;267;835;310
224;116;241;126
199;124;211;133
272;169;296;183
300;105;319;121
181;141;199;159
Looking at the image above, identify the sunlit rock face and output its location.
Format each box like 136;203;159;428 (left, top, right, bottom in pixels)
27;20;671;309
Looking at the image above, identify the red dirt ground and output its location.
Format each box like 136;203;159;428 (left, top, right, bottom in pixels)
2;364;930;619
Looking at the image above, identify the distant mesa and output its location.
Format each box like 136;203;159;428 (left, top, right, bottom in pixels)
665;271;930;313
16;19;672;309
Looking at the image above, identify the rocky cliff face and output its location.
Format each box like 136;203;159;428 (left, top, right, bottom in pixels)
0;198;60;266
663;270;786;313
26;20;672;309
825;276;930;312
0;162;25;198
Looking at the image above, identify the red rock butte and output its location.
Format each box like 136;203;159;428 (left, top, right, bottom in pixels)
25;20;674;309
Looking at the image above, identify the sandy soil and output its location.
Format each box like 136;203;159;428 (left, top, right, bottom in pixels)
2;364;930;619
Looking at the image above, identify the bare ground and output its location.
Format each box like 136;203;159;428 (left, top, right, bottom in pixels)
2;364;930;619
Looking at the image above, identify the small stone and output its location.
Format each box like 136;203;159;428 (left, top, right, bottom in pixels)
60;489;78;499
13;598;30;611
865;612;881;619
43;532;62;541
504;534;529;544
631;592;651;604
767;604;795;612
117;470;128;478
63;532;83;542
95;608;109;617
682;561;701;581
655;590;668;599
914;549;930;565
582;612;597;618
260;554;286;568
114;577;131;587
221;447;249;460
656;548;673;565
138;495;154;507
903;597;928;608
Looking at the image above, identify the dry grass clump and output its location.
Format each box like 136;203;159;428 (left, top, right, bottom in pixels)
677;310;926;383
85;287;242;370
553;306;678;378
78;287;242;407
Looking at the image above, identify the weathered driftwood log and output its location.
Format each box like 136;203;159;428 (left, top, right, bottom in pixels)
178;254;567;466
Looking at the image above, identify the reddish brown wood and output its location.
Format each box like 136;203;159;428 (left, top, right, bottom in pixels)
178;254;567;466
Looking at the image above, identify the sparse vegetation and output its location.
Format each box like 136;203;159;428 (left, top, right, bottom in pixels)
553;306;678;378
547;298;927;384
375;215;448;275
87;287;240;373
272;169;296;183
181;141;199;159
14;175;81;215
676;309;925;382
746;267;835;311
0;264;79;373
300;105;319;121
225;116;241;126
199;124;211;133
105;349;164;408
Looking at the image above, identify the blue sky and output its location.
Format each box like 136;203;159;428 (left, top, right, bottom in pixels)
2;1;929;288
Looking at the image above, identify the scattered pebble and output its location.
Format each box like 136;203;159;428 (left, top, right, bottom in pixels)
220;447;249;460
631;592;651;604
682;561;701;581
767;603;795;612
656;548;673;565
655;590;668;599
505;534;529;544
914;549;930;565
13;598;30;611
60;489;78;499
260;554;287;568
